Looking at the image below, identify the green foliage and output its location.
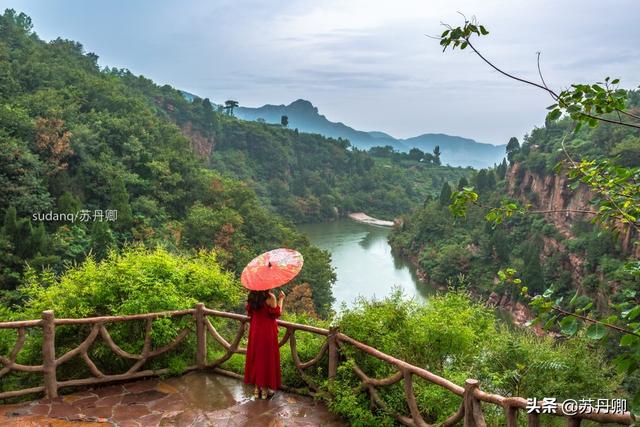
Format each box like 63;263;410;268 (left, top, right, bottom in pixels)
18;245;241;317
438;182;452;207
0;246;242;394
328;291;620;425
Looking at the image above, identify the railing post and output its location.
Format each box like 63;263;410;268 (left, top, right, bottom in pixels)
506;406;518;427
328;326;338;380
195;303;206;368
463;379;486;427
42;310;58;399
567;418;581;427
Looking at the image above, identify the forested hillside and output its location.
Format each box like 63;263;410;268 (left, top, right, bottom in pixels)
391;103;639;304
142;90;470;223
0;10;335;316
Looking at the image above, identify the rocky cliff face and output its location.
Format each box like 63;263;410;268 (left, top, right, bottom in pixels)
506;162;591;238
506;162;639;258
180;121;214;161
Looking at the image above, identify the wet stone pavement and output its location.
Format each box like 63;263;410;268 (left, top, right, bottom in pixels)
0;372;346;426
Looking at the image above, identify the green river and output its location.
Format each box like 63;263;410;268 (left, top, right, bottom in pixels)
297;219;435;309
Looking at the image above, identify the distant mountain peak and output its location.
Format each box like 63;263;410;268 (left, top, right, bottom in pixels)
233;99;505;168
288;99;317;113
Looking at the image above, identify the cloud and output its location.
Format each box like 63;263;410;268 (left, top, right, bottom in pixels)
10;0;640;142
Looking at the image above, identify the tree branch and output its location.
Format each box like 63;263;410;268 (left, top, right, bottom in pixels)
466;39;559;100
552;306;640;338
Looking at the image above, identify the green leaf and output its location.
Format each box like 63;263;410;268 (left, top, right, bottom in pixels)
620;334;637;347
559;316;579;335
569;291;579;306
624;305;640;321
585;323;606;340
547;109;562;121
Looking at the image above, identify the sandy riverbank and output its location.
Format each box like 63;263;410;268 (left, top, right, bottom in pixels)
348;212;395;227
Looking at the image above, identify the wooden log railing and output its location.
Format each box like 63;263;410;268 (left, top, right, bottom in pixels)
0;304;635;426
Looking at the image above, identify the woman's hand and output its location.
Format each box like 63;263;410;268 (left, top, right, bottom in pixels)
277;290;285;310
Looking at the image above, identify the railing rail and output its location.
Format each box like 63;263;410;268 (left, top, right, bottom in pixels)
0;304;634;426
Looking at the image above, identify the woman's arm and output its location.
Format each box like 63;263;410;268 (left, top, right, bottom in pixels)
278;290;285;311
266;292;277;308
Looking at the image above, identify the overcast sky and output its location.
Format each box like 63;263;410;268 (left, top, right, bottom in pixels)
9;0;640;144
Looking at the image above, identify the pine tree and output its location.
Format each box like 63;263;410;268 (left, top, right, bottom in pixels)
457;176;469;190
506;137;520;163
439;182;452;207
476;169;488;193
29;222;47;255
57;191;81;214
522;238;545;293
90;221;115;260
433;145;441;165
110;178;132;230
486;170;496;189
496;158;508;179
2;206;19;242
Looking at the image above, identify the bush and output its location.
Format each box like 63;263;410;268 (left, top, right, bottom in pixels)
0;245;241;394
326;290;621;426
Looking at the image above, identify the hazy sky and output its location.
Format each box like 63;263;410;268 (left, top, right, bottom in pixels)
8;0;640;144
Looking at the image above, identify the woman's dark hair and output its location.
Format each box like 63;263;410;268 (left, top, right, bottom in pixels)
247;290;269;311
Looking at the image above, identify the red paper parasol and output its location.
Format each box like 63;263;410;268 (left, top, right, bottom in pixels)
241;248;304;291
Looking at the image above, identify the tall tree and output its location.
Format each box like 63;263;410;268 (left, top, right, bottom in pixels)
90;221;114;261
457;176;469;190
280;115;288;127
439;182;452;207
475;169;488;193
109;177;132;230
506;137;520;164
408;147;425;161
224;100;239;116
496;158;508;179
433;145;442;165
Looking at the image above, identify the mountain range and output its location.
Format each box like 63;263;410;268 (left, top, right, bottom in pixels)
234;99;506;168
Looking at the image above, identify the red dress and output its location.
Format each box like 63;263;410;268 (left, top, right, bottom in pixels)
244;302;282;390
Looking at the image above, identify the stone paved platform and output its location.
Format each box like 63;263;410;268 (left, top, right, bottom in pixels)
0;372;346;426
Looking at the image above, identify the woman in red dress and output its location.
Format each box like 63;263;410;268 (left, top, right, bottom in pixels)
244;289;285;399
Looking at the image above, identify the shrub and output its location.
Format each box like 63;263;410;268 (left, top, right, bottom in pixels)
0;245;241;394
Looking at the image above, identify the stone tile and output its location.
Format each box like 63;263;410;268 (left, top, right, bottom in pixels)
121;389;167;404
138;412;164;427
91;384;124;398
81;405;114;419
94;394;122;407
71;395;99;408
29;403;52;416
154;381;179;395
62;391;97;404
149;393;187;412
111;403;150;422
123;379;159;394
48;403;83;418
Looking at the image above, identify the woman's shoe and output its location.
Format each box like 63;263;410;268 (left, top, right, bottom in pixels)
265;389;275;399
253;387;260;399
